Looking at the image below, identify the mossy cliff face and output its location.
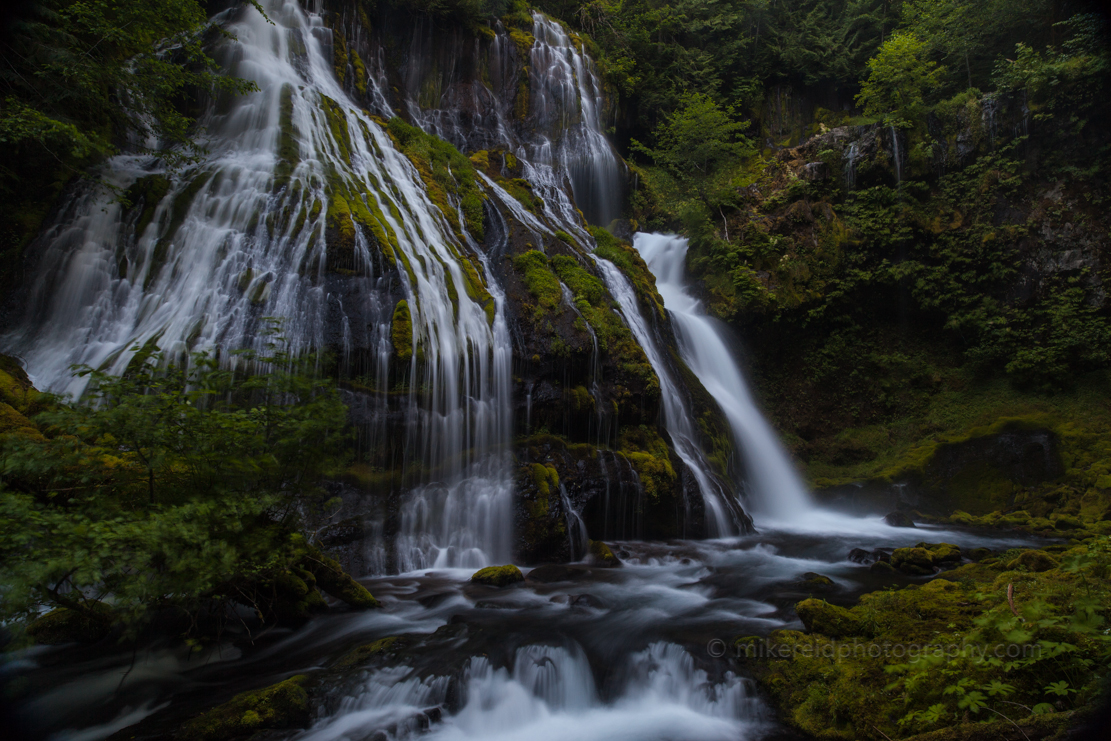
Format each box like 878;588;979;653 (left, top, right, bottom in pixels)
737;538;1111;740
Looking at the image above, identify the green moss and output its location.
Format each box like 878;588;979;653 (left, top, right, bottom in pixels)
743;542;1111;740
471;564;525;586
588;539;621;566
385;116;486;241
513;250;562;321
795;598;865;638
180;675;310;741
891;546;936;575
351;50;367;96
589;225;666;320
391;300;413;362
551;255;606;306
302;549;380;609
528;462;559;497
274;84;300;192
1005;550;1058;572
619;426;676;501
333;27;348;85
508;28;535;58
333;636;409;670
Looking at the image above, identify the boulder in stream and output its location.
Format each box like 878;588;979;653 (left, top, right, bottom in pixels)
884;511;916;528
471;564;525;587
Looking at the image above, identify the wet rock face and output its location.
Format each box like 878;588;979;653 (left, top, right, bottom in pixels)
816;428;1064;517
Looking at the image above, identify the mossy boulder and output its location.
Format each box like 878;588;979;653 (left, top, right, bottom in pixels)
1005;549;1058;572
870;560;897;574
178;675;310;741
587;540;621;567
1053;514;1082;530
471;564;524;587
332;636;410;671
797;572;835;588
302;549;380;609
26;603;114;645
891;547;936;575
795;598;864;638
917;542;962;564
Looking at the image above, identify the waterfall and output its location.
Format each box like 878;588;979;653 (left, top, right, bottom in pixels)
2;0;513;570
528;13;625;227
889;124;903;184
631;233;813;523
589;256;746;536
395;12;624;227
297;642;769;741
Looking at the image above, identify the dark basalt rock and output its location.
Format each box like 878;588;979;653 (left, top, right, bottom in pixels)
847;547;891;565
884;511;916;528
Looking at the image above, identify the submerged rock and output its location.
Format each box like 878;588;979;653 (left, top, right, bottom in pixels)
471;564;525;587
178;675;310;741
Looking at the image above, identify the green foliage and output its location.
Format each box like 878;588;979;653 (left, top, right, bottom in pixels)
0;0;258;170
856;31;945;129
0;338;349;638
749;543;1111;739
632;92;750;178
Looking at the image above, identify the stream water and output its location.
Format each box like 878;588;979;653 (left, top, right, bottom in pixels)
19;526;1034;741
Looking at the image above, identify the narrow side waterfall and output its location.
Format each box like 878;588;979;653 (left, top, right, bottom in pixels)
297;642;769;741
2;0;513;570
528;13;625;227
632;233;813;522
590;256;746;536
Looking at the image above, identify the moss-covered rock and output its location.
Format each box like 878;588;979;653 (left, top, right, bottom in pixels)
891;546;936;575
391;299;413;362
795;598;864;637
797;572;835;588
302;550;380;609
25;603;114;645
917;542;962;564
1005;549;1058;572
587;540;621;567
178;675;310;741
471;564;524;586
332;636;410;671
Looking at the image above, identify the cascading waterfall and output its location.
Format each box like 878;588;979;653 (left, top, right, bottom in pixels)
2;0;513;570
395;12;624;228
297;642;769;741
527;13;625;227
632;233;813;523
589;256;746;537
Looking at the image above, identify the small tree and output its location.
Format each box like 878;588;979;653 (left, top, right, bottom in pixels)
631;92;751;178
856;31;945;129
0;343;351;637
